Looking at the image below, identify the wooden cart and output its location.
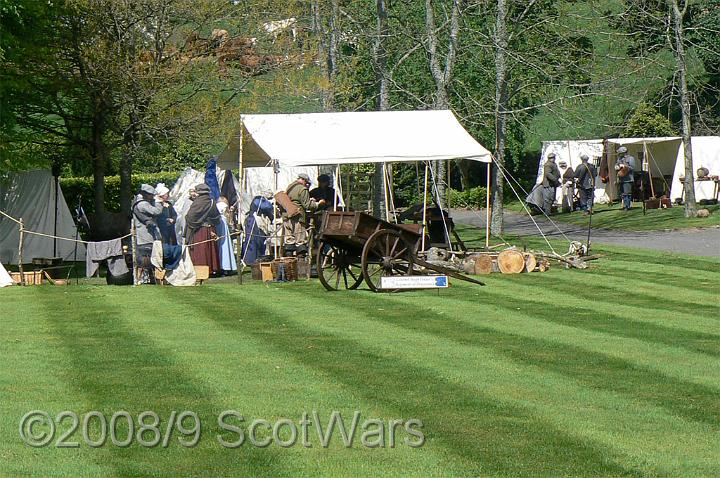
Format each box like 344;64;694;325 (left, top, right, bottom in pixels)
315;211;483;292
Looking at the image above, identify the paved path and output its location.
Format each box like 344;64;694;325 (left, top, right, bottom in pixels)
452;209;720;257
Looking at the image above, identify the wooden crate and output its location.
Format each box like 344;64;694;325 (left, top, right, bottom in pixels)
259;262;274;282
271;257;298;281
11;271;44;286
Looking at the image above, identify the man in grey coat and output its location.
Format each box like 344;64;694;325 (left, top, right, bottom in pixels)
541;153;561;215
132;184;163;283
574;154;597;214
615;146;636;210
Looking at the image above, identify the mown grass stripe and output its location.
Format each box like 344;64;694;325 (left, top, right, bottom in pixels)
31;288;298;478
171;287;644;478
236;285;718;477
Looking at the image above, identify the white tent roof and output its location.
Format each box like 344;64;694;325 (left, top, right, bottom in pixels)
0;170;86;264
217;110;492;169
606;137;680;145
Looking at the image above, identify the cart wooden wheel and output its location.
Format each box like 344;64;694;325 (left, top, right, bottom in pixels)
361;229;415;292
316;240;364;291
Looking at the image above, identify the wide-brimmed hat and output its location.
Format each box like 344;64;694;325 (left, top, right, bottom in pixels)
139;184;157;196
298;173;311;184
548;153;557;159
617;146;628;154
580;154;589;161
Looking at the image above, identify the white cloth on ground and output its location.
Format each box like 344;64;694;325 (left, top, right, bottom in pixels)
86;238;129;278
0;262;14;287
165;246;196;286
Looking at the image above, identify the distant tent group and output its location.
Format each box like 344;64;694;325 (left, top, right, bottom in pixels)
536;136;720;204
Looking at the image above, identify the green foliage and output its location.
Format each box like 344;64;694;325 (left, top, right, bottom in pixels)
447;186;487;209
60;172;181;214
625;102;677;138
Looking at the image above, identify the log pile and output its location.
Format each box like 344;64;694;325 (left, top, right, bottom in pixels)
461;248;553;275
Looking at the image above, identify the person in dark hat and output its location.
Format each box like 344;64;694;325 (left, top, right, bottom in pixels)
310;174;336;209
541;153;561;215
132;184;163;283
574;154;597;214
185;183;222;275
558;160;575;213
615;146;636;210
283;173;325;256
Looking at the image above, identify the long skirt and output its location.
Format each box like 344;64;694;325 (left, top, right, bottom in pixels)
189;226;220;275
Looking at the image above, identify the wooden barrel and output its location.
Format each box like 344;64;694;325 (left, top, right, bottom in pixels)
524;253;537;273
497;250;525;274
474;255;494;275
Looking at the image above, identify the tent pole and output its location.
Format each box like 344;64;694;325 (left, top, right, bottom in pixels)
131;222;138;286
421;162;429;253
485;162;491;249
334;164;340;211
237;122;244;284
273;160;279;258
53;174;59;258
17;218;24;285
383;163;390;222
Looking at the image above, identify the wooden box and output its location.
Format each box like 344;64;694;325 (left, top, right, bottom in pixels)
11;271;44;286
259;262;274;282
271;257;298;281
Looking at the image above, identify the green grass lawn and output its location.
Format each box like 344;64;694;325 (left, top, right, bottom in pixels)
505;201;720;231
1;243;719;477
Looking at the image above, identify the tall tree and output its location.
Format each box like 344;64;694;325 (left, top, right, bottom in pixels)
425;0;461;206
668;0;697;217
372;0;389;218
491;0;509;235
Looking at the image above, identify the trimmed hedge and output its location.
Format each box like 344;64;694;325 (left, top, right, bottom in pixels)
60;173;181;214
447;186;487;209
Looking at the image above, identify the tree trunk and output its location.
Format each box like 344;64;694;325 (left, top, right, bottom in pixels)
312;0;332;111
424;0;461;209
491;0;509;235
668;0;697;217
372;0;389;218
119;117;137;218
91;103;106;217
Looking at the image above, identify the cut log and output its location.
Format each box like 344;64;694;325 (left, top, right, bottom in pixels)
538;260;550;272
524;253;537;273
474;255;494;275
497;249;525;274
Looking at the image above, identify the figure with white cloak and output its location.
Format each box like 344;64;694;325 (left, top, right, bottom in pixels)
216;197;237;275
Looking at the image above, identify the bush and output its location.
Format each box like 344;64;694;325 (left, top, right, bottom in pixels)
447;186;487;209
60;172;182;214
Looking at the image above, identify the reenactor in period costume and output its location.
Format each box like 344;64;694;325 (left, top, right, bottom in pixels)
283;173;325;256
615;146;636;210
541;153;561;215
574;154;597;214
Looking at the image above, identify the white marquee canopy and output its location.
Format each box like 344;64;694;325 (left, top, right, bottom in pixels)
217;110;492;170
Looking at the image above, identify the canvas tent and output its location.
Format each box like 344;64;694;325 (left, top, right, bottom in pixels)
217;110;491;170
0;261;13;287
0;170;85;264
537;136;720;204
217;109;493;247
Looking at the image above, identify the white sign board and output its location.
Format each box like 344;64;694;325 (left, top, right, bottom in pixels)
380;275;449;290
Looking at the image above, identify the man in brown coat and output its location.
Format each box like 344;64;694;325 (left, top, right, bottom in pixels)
283;173;325;256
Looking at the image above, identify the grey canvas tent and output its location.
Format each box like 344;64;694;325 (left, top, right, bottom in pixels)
0;170;85;264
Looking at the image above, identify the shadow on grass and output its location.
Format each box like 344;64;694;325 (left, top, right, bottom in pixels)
340;288;720;429
535;273;720;326
166;288;642;477
33;288;294;478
